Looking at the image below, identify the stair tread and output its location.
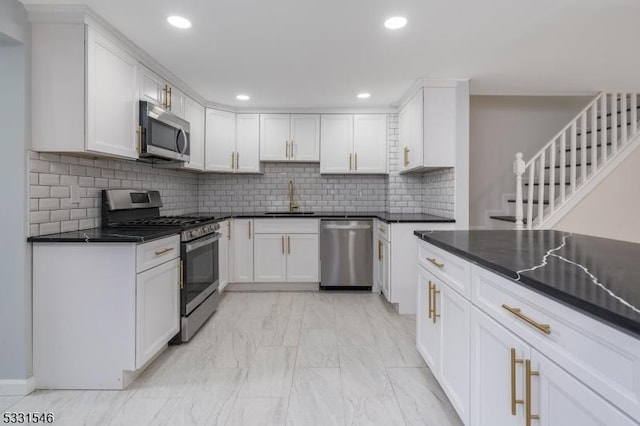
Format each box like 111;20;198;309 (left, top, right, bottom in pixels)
563;142;612;152
545;162;592;169
490;215;528;224
507;199;550;204
524;182;571;186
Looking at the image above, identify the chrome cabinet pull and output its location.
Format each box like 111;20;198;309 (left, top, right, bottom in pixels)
426;257;445;268
510;348;524;415
349;153;353;171
235;152;240;169
502;304;551;335
248;221;252;239
227;221;231;240
287;236;291;254
525;360;540;426
231;152;235;169
355;153;358;170
285;141;289;159
282;235;285;254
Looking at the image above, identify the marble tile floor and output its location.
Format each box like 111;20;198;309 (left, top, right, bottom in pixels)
4;291;462;426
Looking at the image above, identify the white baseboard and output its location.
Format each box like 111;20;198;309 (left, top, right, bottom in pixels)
0;377;36;396
225;282;319;291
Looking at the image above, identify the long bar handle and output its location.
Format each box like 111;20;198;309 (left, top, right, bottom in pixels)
286;141;289;159
355;152;358;171
282;235;285;254
502;304;551;335
426;257;445;268
525;359;540;426
248;221;252;239
404;147;410;166
349;153;353;171
236;152;240;170
154;247;174;256
427;281;432;319
431;282;440;323
227;221;231;240
231;152;235;169
288;236;291;254
179;260;184;289
510;348;524;415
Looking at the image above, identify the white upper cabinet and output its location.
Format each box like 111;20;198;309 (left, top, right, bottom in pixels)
182;97;205;171
353;114;388;173
260;114;320;162
205;109;236;172
32;23;139;160
205;110;260;173
399;81;468;173
320;114;387;174
139;64;185;118
235;114;261;173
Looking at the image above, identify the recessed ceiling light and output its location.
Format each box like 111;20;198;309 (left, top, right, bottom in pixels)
384;16;407;30
167;16;192;29
357;93;371;99
236;94;250;101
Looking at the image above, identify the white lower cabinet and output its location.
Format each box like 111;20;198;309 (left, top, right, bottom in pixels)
253;219;319;283
417;266;470;424
417;239;640;426
33;235;180;389
135;257;180;368
218;220;230;291
231;219;254;282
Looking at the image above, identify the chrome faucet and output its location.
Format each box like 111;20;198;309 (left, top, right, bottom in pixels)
288;180;299;212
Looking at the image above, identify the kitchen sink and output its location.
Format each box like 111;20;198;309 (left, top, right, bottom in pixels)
264;211;315;215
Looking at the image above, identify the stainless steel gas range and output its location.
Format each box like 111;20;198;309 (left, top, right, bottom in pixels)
101;189;219;342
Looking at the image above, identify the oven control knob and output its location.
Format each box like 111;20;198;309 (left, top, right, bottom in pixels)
190;230;198;238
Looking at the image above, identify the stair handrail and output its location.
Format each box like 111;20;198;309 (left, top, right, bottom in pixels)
513;90;635;230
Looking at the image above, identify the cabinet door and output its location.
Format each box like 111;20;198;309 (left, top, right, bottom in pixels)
398;105;411;173
135;258;180;368
167;86;186;119
353;114;387;174
86;27;139;160
416;267;440;371
139;65;164;106
423;87;455;168
254;234;287;282
205;108;235;172
183;97;205;171
290;114;320;161
260;114;290;161
470;307;528;426
219;220;229;291
533;349;637;426
286;233;319;282
408;89;424;170
439;280;471;425
320;114;353;173
236;114;261;173
232;219;254;282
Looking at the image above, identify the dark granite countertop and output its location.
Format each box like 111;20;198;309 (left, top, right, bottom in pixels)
28;226;182;243
205;211;455;223
414;230;640;337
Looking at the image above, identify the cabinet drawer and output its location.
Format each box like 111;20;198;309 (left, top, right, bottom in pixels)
253;218;319;234
136;235;180;273
472;264;640;420
418;240;471;298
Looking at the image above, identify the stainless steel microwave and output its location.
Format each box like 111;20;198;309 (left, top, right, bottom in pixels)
139;101;190;162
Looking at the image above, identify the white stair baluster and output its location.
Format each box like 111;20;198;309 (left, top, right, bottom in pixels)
538;150;546;223
560;133;566;203
611;93;618;155
632;94;638;136
549;140;556;213
601;94;608;163
527;160;535;230
514;153;525;230
570;122;577;194
591;103;598;175
580;113;587;186
621;93;628;146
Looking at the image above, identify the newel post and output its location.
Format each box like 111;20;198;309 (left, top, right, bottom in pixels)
513;152;525;230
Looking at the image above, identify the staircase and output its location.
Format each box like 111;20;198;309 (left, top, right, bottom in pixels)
491;92;640;230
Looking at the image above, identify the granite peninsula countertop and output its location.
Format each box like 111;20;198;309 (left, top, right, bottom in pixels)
207;211;455;223
414;230;640;337
27;226;182;243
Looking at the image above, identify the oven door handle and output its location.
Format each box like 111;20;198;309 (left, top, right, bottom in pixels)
185;233;221;253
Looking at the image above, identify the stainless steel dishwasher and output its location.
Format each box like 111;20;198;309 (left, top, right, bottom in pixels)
320;220;372;289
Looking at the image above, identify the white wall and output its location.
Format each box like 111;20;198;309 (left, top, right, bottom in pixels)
469;95;591;228
0;0;31;392
554;144;640;243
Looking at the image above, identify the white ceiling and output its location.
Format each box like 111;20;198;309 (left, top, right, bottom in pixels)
19;0;640;109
